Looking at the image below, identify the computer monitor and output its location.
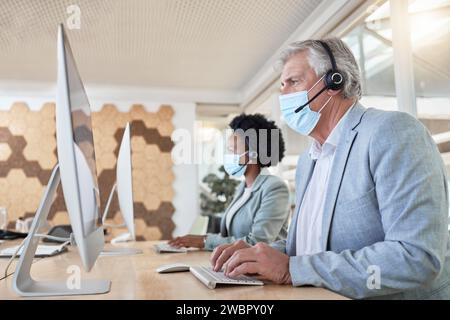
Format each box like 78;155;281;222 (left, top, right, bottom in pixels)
56;24;105;271
12;24;110;296
102;123;136;240
116;123;135;239
99;124;142;255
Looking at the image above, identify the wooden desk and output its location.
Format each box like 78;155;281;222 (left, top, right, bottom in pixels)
0;241;348;300
0;240;42;281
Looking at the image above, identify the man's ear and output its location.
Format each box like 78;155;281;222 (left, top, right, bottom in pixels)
327;88;342;96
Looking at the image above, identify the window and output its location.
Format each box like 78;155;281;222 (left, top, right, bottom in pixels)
341;0;450;115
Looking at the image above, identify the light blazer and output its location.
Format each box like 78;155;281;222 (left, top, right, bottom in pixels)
272;103;450;299
205;172;290;251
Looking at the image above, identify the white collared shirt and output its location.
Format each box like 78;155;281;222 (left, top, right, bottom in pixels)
296;106;353;256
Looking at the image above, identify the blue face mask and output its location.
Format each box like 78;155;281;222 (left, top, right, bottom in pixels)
279;75;332;136
223;151;248;177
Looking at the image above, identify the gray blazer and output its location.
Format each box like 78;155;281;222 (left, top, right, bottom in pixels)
272;103;450;299
205;173;290;251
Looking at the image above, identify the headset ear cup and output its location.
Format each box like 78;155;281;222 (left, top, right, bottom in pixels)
325;70;344;90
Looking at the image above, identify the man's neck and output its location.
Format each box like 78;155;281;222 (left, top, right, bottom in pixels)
311;98;355;145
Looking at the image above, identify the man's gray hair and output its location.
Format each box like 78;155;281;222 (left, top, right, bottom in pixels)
279;38;362;100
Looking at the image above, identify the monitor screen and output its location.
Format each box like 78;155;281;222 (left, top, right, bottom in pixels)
62;31;101;236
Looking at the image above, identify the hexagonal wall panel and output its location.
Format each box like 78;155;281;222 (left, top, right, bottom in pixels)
0;103;175;240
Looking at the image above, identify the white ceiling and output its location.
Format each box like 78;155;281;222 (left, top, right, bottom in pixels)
0;0;323;92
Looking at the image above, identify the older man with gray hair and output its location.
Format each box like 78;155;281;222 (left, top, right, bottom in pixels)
210;38;450;299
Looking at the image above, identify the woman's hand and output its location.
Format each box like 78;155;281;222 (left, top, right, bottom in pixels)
168;235;206;249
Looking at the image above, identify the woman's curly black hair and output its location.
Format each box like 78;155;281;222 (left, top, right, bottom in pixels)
229;113;285;168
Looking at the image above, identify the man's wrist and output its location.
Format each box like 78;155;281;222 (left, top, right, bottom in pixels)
283;272;292;285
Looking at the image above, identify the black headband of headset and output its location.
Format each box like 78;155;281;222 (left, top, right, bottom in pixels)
317;40;338;72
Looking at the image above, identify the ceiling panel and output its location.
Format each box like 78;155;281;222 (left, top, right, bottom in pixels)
0;0;323;90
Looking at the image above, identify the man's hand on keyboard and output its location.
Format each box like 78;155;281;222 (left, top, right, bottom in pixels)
168;235;206;249
223;242;292;285
210;240;250;272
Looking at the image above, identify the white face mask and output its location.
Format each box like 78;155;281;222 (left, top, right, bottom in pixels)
223;151;248;177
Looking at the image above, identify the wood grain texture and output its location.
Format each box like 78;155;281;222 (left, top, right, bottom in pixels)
0;241;348;300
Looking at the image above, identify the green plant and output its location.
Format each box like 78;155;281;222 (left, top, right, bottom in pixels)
200;166;240;216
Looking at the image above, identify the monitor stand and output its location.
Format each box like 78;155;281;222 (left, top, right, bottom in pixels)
12;164;111;297
100;183;143;256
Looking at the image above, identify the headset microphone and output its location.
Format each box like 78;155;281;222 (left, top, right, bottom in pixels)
294;86;328;113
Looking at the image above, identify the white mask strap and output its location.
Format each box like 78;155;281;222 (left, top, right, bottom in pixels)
318;96;333;113
307;74;326;94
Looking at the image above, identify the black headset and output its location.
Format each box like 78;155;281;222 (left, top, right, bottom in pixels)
294;40;345;113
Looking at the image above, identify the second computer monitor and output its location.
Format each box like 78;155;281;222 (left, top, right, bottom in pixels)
116;123;135;240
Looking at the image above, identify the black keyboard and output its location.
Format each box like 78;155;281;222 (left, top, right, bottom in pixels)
0;229;28;240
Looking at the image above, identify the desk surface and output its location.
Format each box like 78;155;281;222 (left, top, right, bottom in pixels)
0;241;347;300
0;240;42;281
